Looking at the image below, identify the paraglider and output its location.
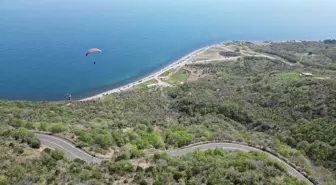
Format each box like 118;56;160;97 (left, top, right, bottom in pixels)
85;48;103;64
85;48;103;56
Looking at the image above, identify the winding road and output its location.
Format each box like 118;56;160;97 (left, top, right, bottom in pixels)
36;134;313;185
36;134;103;163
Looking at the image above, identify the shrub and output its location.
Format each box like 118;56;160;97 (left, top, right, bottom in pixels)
94;133;112;148
134;130;165;149
115;160;133;173
30;139;41;148
49;124;66;133
39;122;48;131
79;169;92;180
24;122;36;130
51;149;65;161
166;129;192;147
139;179;148;185
10;119;25;128
0;176;8;185
10;128;40;148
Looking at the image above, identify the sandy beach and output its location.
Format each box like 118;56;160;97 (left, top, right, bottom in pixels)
80;45;212;101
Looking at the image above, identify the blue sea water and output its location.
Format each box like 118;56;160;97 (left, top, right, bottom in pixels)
1;0;336;100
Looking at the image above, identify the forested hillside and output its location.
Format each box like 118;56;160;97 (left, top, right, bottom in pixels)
0;41;335;185
0;129;306;185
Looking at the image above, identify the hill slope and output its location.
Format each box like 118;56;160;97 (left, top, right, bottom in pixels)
1;40;336;185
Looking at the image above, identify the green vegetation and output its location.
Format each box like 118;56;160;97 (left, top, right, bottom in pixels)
278;72;300;79
165;129;193;147
74;124;165;151
167;69;190;84
133;125;165;149
145;149;305;185
2;128;41;148
249;41;336;69
0;41;336;184
49;123;66;133
0;134;307;185
136;79;158;89
159;69;174;77
219;50;241;57
323;39;336;44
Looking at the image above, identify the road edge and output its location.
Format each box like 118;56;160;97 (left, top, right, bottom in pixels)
35;132;317;185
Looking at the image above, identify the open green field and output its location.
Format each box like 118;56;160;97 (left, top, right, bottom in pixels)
277;72;300;79
167;69;190;84
136;79;158;89
159;69;174;77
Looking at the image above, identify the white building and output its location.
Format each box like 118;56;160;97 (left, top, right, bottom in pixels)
146;83;158;88
300;73;313;77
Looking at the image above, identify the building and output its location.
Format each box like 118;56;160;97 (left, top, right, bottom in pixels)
146;83;158;88
300;72;313;77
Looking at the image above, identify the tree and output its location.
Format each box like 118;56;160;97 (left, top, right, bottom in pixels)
308;140;333;160
51;149;65;161
134;130;165;149
39;122;48;131
166;129;192;147
30;139;41;149
139;179;148;185
297;141;310;152
24;122;35;130
49;124;66;133
94;133;112;148
10;119;25;128
115;160;133;173
10;128;40;148
323;39;336;44
0;176;8;185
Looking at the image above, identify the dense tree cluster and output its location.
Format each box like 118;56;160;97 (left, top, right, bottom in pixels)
0;135;307;185
219;51;241;57
323;39;336;44
1;127;40;148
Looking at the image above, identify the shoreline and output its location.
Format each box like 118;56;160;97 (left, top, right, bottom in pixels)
1;40;319;102
79;45;213;101
79;39;319;101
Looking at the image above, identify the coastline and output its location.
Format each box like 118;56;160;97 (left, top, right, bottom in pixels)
79;39;316;101
0;40;321;101
79;45;213;101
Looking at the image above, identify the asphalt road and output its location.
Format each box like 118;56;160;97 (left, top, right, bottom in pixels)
36;134;313;185
167;143;312;185
36;133;102;163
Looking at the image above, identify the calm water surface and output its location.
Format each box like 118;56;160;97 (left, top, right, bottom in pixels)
1;0;335;100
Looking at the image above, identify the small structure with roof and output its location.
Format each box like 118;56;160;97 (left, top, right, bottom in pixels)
146;83;159;88
159;76;167;80
300;72;313;77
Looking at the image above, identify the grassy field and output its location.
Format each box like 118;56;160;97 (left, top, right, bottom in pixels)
278;72;300;79
136;79;158;89
167;69;190;84
159;69;173;77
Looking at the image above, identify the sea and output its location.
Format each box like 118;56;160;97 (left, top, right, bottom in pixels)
1;0;335;100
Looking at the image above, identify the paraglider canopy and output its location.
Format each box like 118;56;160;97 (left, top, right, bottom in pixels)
85;48;103;56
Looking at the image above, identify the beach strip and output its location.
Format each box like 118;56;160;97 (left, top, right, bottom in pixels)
80;45;212;101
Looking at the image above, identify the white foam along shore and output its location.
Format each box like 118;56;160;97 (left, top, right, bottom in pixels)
80;45;213;101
